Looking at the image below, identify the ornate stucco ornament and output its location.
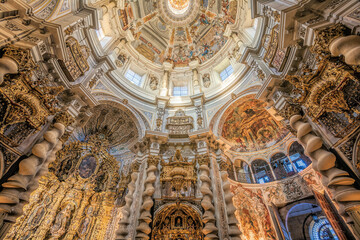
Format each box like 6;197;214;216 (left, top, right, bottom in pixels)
165;109;194;137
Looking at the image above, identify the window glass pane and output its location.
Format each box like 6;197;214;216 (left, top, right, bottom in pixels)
220;65;233;81
125;69;142;86
173;86;188;96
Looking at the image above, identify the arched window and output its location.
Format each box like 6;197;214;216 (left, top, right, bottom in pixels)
289;142;311;172
309;216;339;240
251;159;274;183
270;153;295;180
234;160;252;183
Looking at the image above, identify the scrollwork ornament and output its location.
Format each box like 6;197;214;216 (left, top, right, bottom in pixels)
3;45;36;72
277;101;303;121
311;23;350;58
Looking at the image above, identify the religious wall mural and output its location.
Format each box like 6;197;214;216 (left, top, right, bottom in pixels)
230;182;277;240
220;96;289;152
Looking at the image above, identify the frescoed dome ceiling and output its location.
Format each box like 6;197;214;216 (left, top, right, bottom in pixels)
119;0;238;67
219;96;289;152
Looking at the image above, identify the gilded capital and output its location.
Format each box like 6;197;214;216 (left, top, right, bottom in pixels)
148;155;160;166
54;111;75;126
197;154;210;166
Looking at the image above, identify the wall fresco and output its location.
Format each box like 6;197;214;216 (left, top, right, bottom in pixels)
220;96;289;152
231;182;277;240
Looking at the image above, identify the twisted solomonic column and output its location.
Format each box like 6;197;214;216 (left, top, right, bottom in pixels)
282;104;360;234
219;161;241;240
136;155;159;239
116;163;140;239
198;154;218;240
0;112;73;222
329;35;360;66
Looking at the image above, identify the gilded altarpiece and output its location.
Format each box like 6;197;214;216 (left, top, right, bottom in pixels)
152;150;203;240
280;24;360;141
4;137;120;240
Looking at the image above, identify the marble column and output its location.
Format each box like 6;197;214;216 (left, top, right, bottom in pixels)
198;154;218;240
136;155;159;239
219;161;241;240
115;163;140;239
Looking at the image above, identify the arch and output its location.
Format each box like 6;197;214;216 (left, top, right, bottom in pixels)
270;152;295;180
289;141;311;172
251;159;274;183
284;201;339;240
234;159;253;183
226;158;236;181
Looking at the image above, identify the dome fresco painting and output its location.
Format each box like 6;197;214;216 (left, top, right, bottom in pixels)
121;0;236;67
0;1;359;240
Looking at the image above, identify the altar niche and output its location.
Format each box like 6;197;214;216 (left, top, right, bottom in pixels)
152;203;203;240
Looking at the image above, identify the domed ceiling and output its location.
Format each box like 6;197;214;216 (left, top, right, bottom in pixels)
120;0;237;67
219;96;289;152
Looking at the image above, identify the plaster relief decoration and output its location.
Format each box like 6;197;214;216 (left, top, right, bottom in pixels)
262;24;289;72
62;37;90;82
165;109;194;137
219;95;289;152
202;73;211;88
149;75;159;90
73;104;140;151
230;181;276;240
116;54;127;68
262;174;313;206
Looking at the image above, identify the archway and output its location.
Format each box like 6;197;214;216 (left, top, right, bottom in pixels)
285;202;339;240
270;152;295;180
152;203;203;240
